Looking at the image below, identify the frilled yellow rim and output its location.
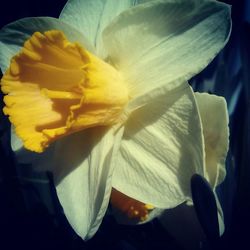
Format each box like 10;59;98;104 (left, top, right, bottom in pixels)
1;30;129;152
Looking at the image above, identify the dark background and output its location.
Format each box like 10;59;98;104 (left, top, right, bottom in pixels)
0;0;249;249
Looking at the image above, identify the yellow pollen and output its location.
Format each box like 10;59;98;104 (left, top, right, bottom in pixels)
111;188;154;222
133;210;139;216
1;30;129;152
145;204;154;210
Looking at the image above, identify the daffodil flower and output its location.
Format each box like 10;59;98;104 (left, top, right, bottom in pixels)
0;0;231;240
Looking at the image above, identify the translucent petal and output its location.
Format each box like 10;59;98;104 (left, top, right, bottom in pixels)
214;192;225;236
59;0;135;58
11;125;124;239
103;0;231;100
55;126;124;240
112;84;205;208
0;17;93;73
195;92;229;188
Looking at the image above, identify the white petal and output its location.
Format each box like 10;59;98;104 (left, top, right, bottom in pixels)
195;92;229;188
11;125;24;152
59;0;135;58
0;17;93;73
55;126;124;240
113;84;205;208
214;193;225;236
10;125;124;239
103;0;231;99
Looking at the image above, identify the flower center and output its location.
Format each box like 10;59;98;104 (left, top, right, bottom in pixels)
110;188;154;222
1;30;129;152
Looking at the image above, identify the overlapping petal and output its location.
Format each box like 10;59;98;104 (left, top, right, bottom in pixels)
9;125;123;239
54;126;124;239
0;17;93;73
195;92;229;188
0;0;231;241
112;84;205;208
103;0;231;102
59;0;136;58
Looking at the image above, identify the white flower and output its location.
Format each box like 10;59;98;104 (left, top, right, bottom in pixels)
0;0;231;240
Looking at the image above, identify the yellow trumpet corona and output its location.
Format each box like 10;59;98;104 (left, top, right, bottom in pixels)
1;30;129;153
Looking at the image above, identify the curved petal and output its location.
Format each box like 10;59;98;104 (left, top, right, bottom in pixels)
55;126;124;240
112;84;205;208
59;0;136;58
11;125;124;239
103;0;231;101
214;192;225;236
195;92;229;188
0;17;93;73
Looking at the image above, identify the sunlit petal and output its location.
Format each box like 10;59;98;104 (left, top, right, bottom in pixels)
59;0;135;57
0;0;231;240
113;84;204;207
195;92;229;188
103;0;231;102
55;126;124;239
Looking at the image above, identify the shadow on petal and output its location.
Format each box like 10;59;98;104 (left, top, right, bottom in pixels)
52;127;107;185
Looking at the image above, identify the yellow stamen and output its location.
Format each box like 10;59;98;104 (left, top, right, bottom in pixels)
41;89;81;99
1;30;129;152
145;204;154;210
111;188;154;222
